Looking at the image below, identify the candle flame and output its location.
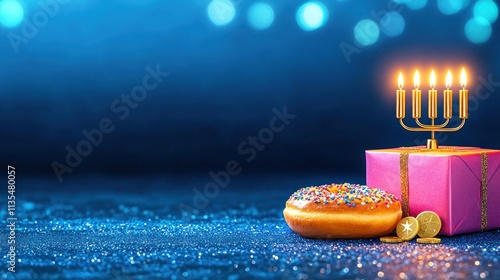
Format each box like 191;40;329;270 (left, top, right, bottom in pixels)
398;72;403;89
414;70;420;89
445;70;452;89
460;68;467;88
430;70;436;89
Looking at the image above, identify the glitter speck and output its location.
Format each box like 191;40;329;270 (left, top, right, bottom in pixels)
378;271;385;277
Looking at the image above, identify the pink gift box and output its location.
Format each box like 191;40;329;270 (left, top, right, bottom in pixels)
366;146;500;236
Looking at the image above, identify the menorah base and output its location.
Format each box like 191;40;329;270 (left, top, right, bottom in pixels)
427;139;438;150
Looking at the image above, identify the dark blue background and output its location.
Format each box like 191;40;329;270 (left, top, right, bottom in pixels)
1;0;500;186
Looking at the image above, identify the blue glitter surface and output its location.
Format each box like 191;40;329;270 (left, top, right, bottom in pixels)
1;176;500;279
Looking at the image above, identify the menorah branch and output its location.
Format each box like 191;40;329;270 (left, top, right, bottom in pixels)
399;118;466;132
415;118;450;129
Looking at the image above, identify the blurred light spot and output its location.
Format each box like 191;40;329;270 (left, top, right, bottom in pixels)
437;0;465;15
247;3;274;30
474;0;498;23
405;0;428;10
22;201;35;211
465;17;492;44
391;0;426;9
354;19;380;46
380;12;405;37
0;0;24;28
207;0;236;26
296;1;329;31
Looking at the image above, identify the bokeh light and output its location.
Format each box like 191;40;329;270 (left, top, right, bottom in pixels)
354;19;380;46
464;17;492;44
207;0;236;26
437;0;466;15
0;0;24;28
391;0;427;10
247;3;274;30
405;0;428;10
296;1;329;31
473;0;498;24
380;12;405;37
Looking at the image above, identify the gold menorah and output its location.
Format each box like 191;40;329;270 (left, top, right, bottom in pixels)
396;68;469;150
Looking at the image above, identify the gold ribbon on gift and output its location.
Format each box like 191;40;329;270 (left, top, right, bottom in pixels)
481;152;488;231
398;148;488;231
399;152;410;217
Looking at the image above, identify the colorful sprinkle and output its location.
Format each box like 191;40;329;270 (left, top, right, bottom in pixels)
288;183;398;208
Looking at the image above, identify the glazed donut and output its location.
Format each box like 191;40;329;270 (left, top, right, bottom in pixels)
283;183;402;239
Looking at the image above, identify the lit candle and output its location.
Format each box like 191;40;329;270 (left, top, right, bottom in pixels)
397;72;405;119
412;70;421;119
428;70;438;119
459;68;468;119
444;70;453;119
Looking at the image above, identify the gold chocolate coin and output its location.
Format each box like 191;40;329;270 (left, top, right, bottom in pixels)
416;211;442;238
416;237;441;244
396;217;420;241
380;236;404;243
